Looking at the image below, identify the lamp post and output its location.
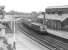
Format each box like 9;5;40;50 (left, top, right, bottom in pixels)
14;20;15;40
13;20;16;49
42;12;45;25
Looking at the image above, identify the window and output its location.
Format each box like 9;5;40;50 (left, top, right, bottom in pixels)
46;8;57;14
57;8;63;15
46;8;63;15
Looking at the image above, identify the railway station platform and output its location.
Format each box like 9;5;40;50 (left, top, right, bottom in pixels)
47;28;68;39
16;31;49;50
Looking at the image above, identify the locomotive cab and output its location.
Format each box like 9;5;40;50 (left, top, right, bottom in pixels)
40;12;47;32
40;25;47;32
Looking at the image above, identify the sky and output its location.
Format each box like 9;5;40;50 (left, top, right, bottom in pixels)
0;0;68;12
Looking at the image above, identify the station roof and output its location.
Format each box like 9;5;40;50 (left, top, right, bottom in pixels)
46;14;68;21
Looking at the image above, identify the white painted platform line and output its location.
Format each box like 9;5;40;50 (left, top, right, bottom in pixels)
16;32;49;50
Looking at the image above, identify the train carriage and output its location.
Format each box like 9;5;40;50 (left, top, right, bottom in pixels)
31;22;47;32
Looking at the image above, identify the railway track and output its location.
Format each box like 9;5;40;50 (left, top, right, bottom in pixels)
17;23;68;50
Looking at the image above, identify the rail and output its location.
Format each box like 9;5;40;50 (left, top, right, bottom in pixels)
17;23;68;50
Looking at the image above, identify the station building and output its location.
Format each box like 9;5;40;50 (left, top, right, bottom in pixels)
45;5;68;31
